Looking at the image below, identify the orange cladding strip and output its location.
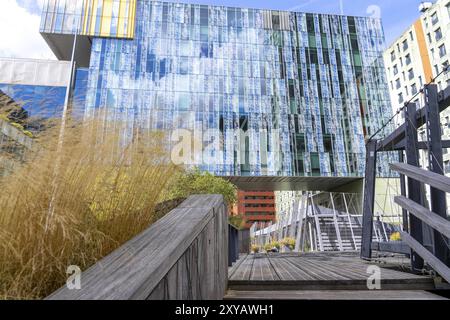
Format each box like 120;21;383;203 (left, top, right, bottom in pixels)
414;19;433;82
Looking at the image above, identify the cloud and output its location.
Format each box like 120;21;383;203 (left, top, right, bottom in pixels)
0;0;55;59
16;0;45;14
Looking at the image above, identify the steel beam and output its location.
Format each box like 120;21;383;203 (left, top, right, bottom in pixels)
424;84;450;267
405;103;425;272
361;139;377;260
398;151;409;232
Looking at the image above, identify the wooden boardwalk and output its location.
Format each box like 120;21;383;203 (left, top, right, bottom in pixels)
228;252;436;292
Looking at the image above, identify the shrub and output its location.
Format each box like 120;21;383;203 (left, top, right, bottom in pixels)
167;168;237;207
390;232;402;241
271;241;281;250
264;243;273;252
281;238;296;250
251;245;260;253
229;214;245;230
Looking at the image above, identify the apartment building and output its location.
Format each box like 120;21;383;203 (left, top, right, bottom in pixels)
384;0;450;171
234;191;276;229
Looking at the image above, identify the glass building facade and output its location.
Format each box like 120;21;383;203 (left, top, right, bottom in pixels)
40;0;393;178
40;0;136;38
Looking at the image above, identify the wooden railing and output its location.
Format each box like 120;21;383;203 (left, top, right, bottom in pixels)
390;162;450;283
47;194;229;300
361;84;450;283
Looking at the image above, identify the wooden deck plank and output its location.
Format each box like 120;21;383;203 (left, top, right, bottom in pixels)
250;255;280;281
228;254;247;279
225;290;447;300
228;252;435;291
229;254;254;281
266;254;307;281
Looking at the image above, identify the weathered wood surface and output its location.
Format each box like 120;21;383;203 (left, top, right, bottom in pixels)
47;195;228;300
401;232;450;284
229;252;435;291
371;241;410;255
395;196;450;238
225;290;447;300
390;162;450;193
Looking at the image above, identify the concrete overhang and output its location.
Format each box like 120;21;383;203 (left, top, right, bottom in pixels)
222;176;364;192
40;33;92;68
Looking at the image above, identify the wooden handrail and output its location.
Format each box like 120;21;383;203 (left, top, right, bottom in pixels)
47;194;228;300
401;232;450;283
395;196;450;238
390;162;450;193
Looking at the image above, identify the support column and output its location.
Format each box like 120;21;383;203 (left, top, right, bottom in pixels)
424;84;450;266
398;151;409;232
361;139;377;260
405;102;425;272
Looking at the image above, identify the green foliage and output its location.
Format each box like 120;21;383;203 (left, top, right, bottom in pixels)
229;214;245;230
251;244;260;253
264;241;281;252
168;169;237;206
281;238;296;250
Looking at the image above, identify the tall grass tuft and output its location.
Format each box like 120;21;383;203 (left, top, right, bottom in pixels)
0;116;180;299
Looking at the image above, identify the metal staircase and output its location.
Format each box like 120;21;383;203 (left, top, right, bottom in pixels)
306;205;400;252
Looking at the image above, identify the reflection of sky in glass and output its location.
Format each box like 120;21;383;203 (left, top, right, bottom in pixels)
78;1;392;178
0;83;66;119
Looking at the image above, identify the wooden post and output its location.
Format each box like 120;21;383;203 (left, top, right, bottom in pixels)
424;84;450;267
361;139;377;260
405;103;425;272
398;151;409;232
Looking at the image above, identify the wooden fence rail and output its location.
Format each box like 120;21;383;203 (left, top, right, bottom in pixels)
389;162;450;283
47;194;228;300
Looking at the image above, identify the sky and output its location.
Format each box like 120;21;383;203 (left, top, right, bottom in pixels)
0;0;427;60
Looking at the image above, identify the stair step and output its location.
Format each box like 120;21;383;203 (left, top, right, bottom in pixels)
224;290;447;300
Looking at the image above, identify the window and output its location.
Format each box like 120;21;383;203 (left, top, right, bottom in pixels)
435;28;442;41
418;75;423;87
434;64;439;75
443;60;449;72
439;44;446;58
404;85;409;96
408;68;414;80
447;3;450;18
405;54;411;65
427;33;432;43
393;64;398;75
431;12;439;25
390;50;396;61
411;83;418;95
402;39;408;51
395;78;401;89
398;92;404;104
409;31;414;41
400;57;403;67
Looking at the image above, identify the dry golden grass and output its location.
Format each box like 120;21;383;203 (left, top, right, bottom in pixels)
0;116;180;299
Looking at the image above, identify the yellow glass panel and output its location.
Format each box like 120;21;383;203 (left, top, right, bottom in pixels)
79;0;136;38
117;0;129;37
100;0;113;36
128;0;136;38
88;0;99;35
